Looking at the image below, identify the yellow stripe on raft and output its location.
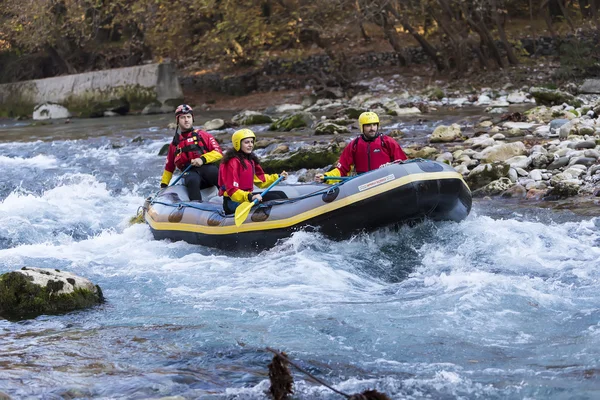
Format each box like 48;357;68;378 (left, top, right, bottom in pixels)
146;171;468;235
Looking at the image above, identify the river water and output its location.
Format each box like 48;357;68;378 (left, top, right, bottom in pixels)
1;113;600;399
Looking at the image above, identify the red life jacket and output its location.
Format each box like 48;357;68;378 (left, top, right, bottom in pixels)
351;135;394;173
218;157;256;196
173;130;209;170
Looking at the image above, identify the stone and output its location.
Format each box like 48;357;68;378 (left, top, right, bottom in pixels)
466;162;510;190
203;118;226;131
472;177;513;197
314;121;350;135
476;142;527;163
544;181;580;199
32;103;71;120
579;79;600;94
269;112;316;131
430;124;463;143
231;110;272;125
530;87;582;107
501;184;527;198
0;267;104;321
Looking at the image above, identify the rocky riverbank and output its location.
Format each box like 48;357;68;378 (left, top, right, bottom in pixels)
181;79;600;214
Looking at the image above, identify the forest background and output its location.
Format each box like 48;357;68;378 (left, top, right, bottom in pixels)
1;0;599;96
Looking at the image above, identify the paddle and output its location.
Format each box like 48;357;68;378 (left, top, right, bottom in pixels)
323;176;351;181
234;176;284;227
169;164;193;187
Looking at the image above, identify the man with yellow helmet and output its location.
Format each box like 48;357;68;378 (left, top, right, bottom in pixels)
160;104;223;201
315;111;407;182
218;129;288;214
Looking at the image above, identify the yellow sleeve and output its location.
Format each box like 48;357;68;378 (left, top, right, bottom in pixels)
254;173;279;189
202;150;223;164
160;170;173;186
324;168;341;178
229;189;251;203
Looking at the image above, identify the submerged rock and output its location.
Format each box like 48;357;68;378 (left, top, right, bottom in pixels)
0;267;104;321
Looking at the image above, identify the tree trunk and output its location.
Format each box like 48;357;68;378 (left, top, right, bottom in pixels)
354;0;371;42
381;12;407;65
556;0;575;30
492;0;519;65
541;1;558;39
385;5;445;70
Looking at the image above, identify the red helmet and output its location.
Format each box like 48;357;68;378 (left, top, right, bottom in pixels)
175;104;193;122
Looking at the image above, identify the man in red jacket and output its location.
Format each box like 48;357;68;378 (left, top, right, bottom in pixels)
315;111;407;182
160;104;223;201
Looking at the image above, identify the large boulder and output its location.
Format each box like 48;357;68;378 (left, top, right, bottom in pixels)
466;162;510;190
530;87;582;108
476;142;527;163
430;124;463;143
314;121;350;135
261;148;341;172
269;112;316;131
32;102;71;120
0;267;104;321
231;110;273;125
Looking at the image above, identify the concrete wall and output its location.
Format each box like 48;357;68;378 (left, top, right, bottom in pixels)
0;63;183;116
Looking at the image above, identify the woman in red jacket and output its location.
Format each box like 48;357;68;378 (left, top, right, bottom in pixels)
218;129;287;214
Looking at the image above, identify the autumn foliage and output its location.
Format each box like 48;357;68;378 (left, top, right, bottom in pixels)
0;0;599;83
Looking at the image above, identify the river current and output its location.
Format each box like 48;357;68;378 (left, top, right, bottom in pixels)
1;113;599;399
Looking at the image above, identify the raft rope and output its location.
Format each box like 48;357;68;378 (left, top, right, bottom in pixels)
149;159;430;213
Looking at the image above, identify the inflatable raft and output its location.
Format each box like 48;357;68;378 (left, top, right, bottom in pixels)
143;159;472;250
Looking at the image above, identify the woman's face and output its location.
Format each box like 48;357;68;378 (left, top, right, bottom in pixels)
240;138;254;154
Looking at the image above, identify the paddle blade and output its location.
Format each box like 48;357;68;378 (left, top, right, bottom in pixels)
234;201;255;227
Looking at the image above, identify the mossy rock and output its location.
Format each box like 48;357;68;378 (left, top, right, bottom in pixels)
261;149;341;173
466;162;510;190
314;121;350;135
337;108;364;119
269;112;315;131
231;110;273;125
0;268;104;321
158;143;170;156
529;87;582;108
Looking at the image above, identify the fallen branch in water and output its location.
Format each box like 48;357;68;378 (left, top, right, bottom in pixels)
266;347;391;400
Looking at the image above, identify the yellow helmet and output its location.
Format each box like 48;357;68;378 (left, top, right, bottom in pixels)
232;129;256;151
358;111;379;133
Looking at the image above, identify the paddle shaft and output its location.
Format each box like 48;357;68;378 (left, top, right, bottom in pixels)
169;164;193;187
234;175;284;227
323;176;351;181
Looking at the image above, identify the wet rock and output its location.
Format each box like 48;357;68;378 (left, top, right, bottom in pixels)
530;87;582;107
269;112;316;131
501;184;527;198
476;142;527;163
472;177;513;197
430;124;463;143
530;152;550;169
0;267;104;321
158;143;170;156
203;118;226;131
314;121;350;135
408;146;439;159
466;162;510;190
505;155;531;169
231;110;272;125
33;103;71;120
573;140;596;150
261;148;340;172
544;180;581;199
569;157;597;167
547;156;570;170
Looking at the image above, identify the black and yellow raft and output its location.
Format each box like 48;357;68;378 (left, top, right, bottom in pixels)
143;159;472;250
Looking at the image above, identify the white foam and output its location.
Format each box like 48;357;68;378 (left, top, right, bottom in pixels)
0;154;60;169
